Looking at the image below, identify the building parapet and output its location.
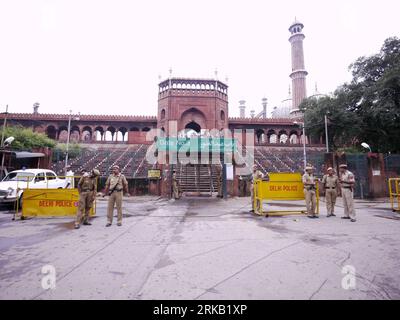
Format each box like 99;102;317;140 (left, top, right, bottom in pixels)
0;113;157;122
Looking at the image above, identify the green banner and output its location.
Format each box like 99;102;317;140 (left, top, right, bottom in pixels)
156;137;237;152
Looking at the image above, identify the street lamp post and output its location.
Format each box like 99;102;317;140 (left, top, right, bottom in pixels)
1;105;9;148
361;142;372;152
301;124;307;170
294;121;307;171
1;105;9;180
64;110;80;174
64;110;72;174
324;114;329;153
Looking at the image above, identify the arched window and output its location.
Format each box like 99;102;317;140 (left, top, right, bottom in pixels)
220;110;225;121
45;125;57;140
161;109;166;119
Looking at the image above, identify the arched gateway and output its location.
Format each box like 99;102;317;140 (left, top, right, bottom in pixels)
156;78;231;197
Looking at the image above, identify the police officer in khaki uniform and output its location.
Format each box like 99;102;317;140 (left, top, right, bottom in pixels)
339;164;356;222
172;169;181;199
302;165;318;218
103;165;129;227
74;169;100;229
250;165;264;213
321;167;340;217
216;165;223;198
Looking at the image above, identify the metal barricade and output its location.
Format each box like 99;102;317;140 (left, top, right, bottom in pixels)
388;178;400;212
253;172;319;216
13;176;97;219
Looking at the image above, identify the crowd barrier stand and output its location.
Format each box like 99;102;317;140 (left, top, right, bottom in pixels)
253;172;319;216
388;178;400;212
13;176;97;219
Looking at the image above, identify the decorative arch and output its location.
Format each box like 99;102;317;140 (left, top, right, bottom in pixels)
255;129;265;144
185;121;201;133
45;125;57;140
70;125;80;143
94;126;104;141
105;126;116;141
57;126;68;142
278;130;288;144
289;130;299;144
267;129;277;144
179;107;207;132
220;110;225;121
117;127;128;142
82;126;93;142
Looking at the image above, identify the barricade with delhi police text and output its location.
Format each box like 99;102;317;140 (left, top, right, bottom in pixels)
15;176;97;219
253;172;319;216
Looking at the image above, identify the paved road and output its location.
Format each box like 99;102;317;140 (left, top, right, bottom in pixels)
0;196;399;299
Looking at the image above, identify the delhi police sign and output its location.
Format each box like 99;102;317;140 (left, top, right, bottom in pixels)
156;137;237;153
22;189;95;217
256;173;305;200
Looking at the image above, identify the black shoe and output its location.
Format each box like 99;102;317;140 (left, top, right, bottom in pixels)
331;213;336;217
117;223;122;226
313;215;319;218
350;219;356;222
341;217;351;219
106;223;112;227
74;224;80;229
250;210;254;213
307;215;314;219
83;221;92;226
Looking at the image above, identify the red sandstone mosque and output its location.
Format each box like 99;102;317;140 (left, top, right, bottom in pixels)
0;20;328;196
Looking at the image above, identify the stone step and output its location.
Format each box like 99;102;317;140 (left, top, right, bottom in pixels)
176;165;221;194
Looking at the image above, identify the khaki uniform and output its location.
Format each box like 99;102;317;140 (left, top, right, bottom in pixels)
340;170;356;219
302;172;317;216
251;170;264;211
75;175;97;225
322;174;339;216
172;172;181;199
105;173;128;224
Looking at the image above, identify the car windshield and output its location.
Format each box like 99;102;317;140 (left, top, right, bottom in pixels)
2;172;35;182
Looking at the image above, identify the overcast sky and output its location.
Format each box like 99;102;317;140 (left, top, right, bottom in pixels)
0;0;399;118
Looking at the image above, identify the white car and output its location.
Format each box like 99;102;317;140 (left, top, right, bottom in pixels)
0;169;67;205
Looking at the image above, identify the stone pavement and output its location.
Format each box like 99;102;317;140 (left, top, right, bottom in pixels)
0;195;399;300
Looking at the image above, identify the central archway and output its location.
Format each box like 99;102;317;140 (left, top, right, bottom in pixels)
179;107;207;132
185;121;201;133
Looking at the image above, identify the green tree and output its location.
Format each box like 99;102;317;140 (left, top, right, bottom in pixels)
299;37;400;153
0;125;56;150
53;143;82;161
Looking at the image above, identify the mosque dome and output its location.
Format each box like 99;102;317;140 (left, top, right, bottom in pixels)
271;87;292;118
309;83;325;100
